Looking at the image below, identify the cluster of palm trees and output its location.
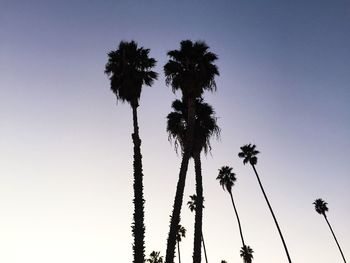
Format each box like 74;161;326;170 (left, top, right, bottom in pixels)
104;40;347;263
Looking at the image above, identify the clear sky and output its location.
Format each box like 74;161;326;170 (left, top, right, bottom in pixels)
1;0;349;262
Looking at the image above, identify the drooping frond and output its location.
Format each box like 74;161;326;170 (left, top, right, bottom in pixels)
216;166;236;193
238;144;260;165
313;198;329;215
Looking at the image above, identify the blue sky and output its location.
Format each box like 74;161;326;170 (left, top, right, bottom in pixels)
1;1;349;262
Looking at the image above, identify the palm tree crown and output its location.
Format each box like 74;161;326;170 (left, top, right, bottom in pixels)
240;245;254;263
164;40;219;100
147;251;164;263
105;40;158;107
313;198;329;215
187;194;205;212
216;166;237;193
167;98;220;155
238;144;260;166
176;225;186;243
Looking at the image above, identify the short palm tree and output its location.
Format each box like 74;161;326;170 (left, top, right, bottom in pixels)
217;166;253;262
221;261;228;263
238;144;292;263
240;245;254;263
167;98;220;263
313;198;347;263
164;40;219;263
187;194;209;263
147;251;164;263
176;225;187;263
105;40;157;263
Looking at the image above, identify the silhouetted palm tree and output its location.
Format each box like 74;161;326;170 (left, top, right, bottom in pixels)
167;98;220;263
217;167;250;249
187;194;209;263
147;251;164;263
313;198;347;263
238;144;292;263
176;225;187;263
105;40;157;263
164;40;219;263
221;261;227;263
240;245;254;263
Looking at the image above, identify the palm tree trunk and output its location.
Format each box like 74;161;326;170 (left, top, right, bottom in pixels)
323;214;347;263
131;104;145;263
251;164;292;263
165;99;196;263
229;192;245;247
193;153;203;263
201;233;209;263
177;240;181;263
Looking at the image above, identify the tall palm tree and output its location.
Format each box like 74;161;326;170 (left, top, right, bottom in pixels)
164;40;219;263
105;40;157;263
217;167;244;246
313;198;347;263
147;251;164;263
238;144;292;263
176;225;187;263
240;245;254;263
187;194;209;263
167;98;220;263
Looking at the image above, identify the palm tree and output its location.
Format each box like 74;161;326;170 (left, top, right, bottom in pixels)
105;40;157;263
313;198;347;263
217;166;252;257
240;245;254;263
167;98;220;263
238;144;292;263
164;40;219;263
187;194;209;263
147;251;164;263
176;225;187;263
221;261;228;263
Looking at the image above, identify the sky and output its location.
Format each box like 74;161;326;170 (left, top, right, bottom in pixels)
1;0;349;262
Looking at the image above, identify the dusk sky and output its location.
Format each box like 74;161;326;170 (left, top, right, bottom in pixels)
1;0;349;262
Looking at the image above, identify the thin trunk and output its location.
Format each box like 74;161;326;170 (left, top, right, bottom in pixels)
251;164;292;263
131;104;145;263
165;99;196;263
177;240;181;263
193;153;203;263
323;214;347;263
229;192;245;247
201;233;208;263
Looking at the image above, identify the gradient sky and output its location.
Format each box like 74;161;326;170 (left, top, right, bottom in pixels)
1;0;349;262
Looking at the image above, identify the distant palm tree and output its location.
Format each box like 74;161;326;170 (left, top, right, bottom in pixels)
164;40;219;263
167;98;220;263
313;198;347;263
217;166;253;262
147;251;164;263
105;40;157;263
187;194;209;263
176;225;187;263
240;245;254;263
238;144;292;263
221;261;228;263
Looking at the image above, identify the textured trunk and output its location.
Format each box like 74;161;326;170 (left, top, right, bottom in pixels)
201;233;208;263
177;240;181;263
165;98;196;263
229;192;245;247
323;214;347;263
251;164;292;263
193;153;203;263
131;103;145;263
